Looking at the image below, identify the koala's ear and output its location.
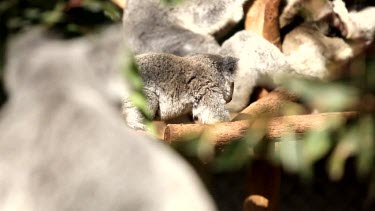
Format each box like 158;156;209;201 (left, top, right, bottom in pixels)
223;56;239;74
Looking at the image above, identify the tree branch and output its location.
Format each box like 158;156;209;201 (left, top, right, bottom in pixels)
232;87;304;121
111;0;126;9
245;0;282;48
164;112;358;145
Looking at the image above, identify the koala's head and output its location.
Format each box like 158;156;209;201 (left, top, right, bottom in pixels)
218;56;237;103
190;54;237;103
280;0;334;28
302;0;334;22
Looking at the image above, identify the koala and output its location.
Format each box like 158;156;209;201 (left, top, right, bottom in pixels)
0;27;217;211
123;53;237;130
332;0;375;43
282;5;375;80
122;0;247;56
282;23;355;80
220;30;295;112
279;0;335;29
347;6;375;43
5;24;127;102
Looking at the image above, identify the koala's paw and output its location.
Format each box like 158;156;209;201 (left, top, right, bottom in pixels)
122;103;147;131
127;122;147;131
194;107;231;124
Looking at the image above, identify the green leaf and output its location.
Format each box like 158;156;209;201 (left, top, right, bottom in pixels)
122;57;144;90
66;24;79;32
302;129;332;165
41;3;64;26
82;0;103;12
130;92;151;118
356;116;374;177
283;78;358;112
213;140;250;172
328;126;359;180
279;133;300;173
24;8;41;20
7;17;23;29
103;2;121;21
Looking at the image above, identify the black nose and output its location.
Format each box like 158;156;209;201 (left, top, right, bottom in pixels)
226;94;233;103
225;82;234;103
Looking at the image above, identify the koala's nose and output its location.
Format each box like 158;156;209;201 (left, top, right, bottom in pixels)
226;95;232;103
225;82;234;103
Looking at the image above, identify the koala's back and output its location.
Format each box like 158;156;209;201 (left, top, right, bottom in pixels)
0;93;216;211
135;53;222;94
130;53;232;121
122;0;246;56
123;0;220;56
5;25;125;100
220;30;292;111
168;0;245;36
283;24;355;79
221;31;291;78
124;0;244;36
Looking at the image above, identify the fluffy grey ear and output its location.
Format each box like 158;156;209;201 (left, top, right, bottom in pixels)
220;56;237;101
222;56;239;74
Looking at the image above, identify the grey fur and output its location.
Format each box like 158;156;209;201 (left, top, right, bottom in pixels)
282;17;374;80
122;0;246;56
280;0;334;28
5;24;127;103
332;0;375;43
221;2;375;112
220;30;294;112
123;53;237;130
282;23;354;80
347;6;375;43
0;27;217;211
281;1;375;80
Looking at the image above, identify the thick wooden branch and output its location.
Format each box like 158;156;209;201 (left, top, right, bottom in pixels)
164;112;358;145
232;87;303;121
244;160;280;211
245;0;282;48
